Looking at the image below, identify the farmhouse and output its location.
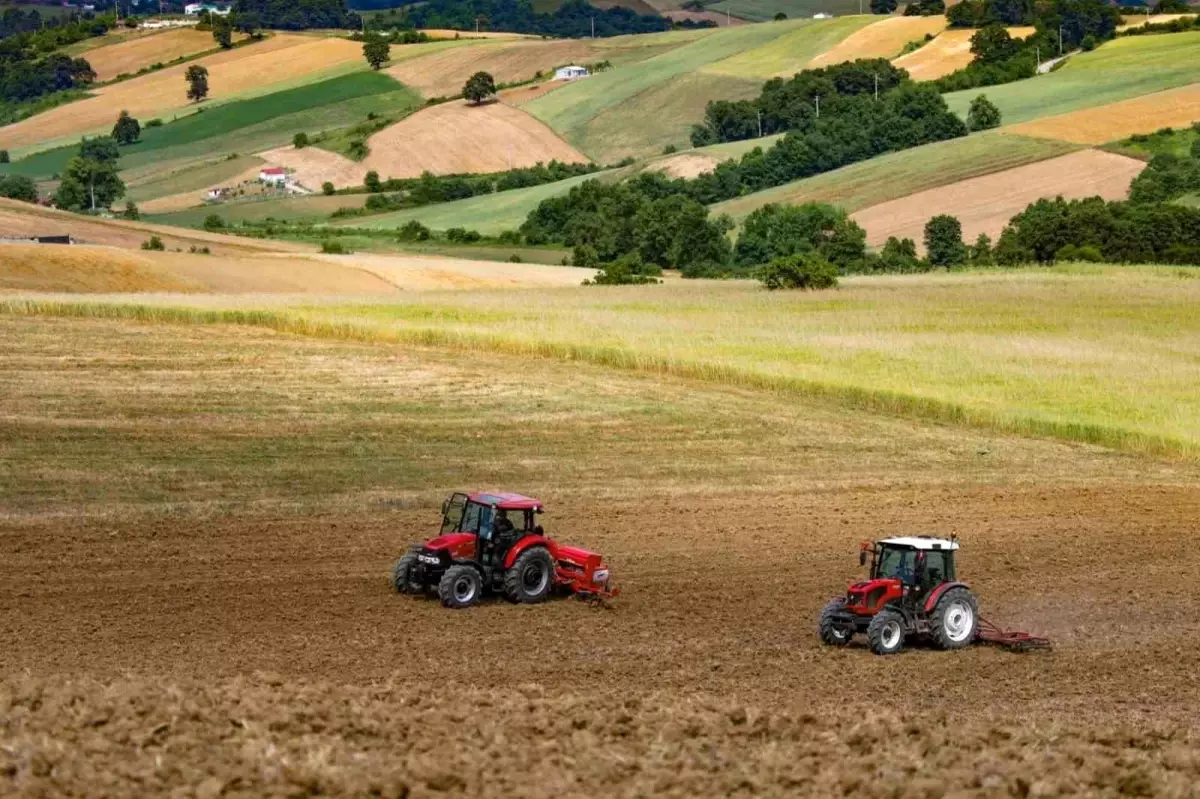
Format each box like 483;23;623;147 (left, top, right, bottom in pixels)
259;167;287;186
184;3;232;15
554;65;589;81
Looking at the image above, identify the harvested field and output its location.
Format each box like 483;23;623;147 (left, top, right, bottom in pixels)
83;27;223;82
258;145;367;191
893;26;1036;81
321;252;596;289
418;28;535;39
0;197;307;256
1116;13;1196;32
0;244;202;293
2;312;1200;794
808;15;947;67
702;16;875;79
1008;82;1200;145
644;151;722;178
0;35;365;153
385;39;603;98
362;100;589;179
850;149;1144;249
501;80;564;104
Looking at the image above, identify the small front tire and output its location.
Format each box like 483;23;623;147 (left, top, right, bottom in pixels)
867;608;906;655
438;565;483;609
818;598;854;646
391;551;421;594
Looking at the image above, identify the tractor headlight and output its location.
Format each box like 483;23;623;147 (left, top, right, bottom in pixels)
593;569;609;584
418;554;441;565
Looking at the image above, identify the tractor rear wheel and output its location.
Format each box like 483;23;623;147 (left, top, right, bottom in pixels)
929;587;979;650
867;608;906;655
503;547;555;604
391;551;421;594
438;565;483;609
818;598;854;646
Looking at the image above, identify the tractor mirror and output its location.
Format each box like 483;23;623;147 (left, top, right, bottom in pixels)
534;524;544;536
859;550;867;567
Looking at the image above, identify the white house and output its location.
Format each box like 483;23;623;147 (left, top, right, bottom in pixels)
185;3;232;15
812;12;832;18
259;167;287;187
554;65;589;81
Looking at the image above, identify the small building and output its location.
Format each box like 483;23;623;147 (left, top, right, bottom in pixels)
554;65;590;81
813;12;832;18
185;3;232;15
259;167;287;187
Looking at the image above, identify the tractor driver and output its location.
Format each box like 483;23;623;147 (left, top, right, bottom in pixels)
494;509;516;538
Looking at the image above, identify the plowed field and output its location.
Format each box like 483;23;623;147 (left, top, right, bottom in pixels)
362;100;589;178
2;313;1199;795
385;38;603;98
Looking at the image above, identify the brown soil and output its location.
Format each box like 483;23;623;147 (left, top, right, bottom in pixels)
84;28;225;82
893;27;1036;81
809;15;948;68
1009;83;1200;145
645;152;722;179
0;244;203;292
385;39;603;98
362;100;589;179
499;80;564;105
257;145;368;191
851;149;1144;249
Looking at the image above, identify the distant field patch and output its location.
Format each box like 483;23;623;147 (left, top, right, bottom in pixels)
0;34;366;154
148;194;363;228
850;149;1144;249
385;39;605;98
84;28;223;82
259;146;367;191
128;155;265;211
1116;13;1196;32
712;131;1080;221
362;100;588;179
0;243;202;293
1008;83;1200;145
893;27;1036;81
345;169;617;233
809;15;946;67
943;30;1200;126
645;152;723;178
702;16;875;79
704;0;863;23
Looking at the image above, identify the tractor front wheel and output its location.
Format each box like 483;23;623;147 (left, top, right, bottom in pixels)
438;565;483;609
818;598;854;646
503;547;555;604
929;587;979;650
391;551;421;594
867;608;906;655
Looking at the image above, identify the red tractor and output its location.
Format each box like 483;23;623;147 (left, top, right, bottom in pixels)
391;491;618;609
818;536;979;655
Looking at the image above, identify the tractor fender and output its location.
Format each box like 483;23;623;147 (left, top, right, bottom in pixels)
503;537;557;570
923;581;972;613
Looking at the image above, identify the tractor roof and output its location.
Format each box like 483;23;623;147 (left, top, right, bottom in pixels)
467;492;543;510
879;536;958;551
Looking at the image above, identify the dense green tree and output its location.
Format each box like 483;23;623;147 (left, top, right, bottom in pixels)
111;110;141;145
924;215;968;268
232;10;262;36
870;0;898;12
203;213;225;230
0;174;38;203
185;65;209;103
970;25;1018;64
879;236;926;272
322;181;335;195
735;203;866;269
122;201;140;220
758;252;839;290
293;132;309;148
363;37;390;70
773;11;787;20
970;233;993;265
53;137;125;211
967;94;1002;131
212;15;233;48
230;0;360;31
463;71;497;105
0;150;9;164
364;170;382;192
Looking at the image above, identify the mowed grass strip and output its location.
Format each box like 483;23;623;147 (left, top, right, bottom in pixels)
943;30;1200;126
7;266;1200;456
711;131;1080;221
702;16;876;79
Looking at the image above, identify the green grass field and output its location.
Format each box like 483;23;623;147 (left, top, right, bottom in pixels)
702;15;872;78
0;72;421;182
711;131;1081;221
126;155;265;204
706;0;865;23
944;30;1200;125
1106;126;1199;159
8;267;1200;456
147;193;366;227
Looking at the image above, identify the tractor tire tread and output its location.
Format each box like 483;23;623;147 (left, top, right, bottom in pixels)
929;586;979;650
867;608;906;656
392;551;420;594
438;564;482;609
818;597;853;646
503;547;555;604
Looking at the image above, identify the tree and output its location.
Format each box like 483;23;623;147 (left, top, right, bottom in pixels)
773;11;787;19
966;94;1001;131
212;14;233;47
293;132;309;148
1192;137;1200;161
185;65;209;103
203;213;225;230
758;252;839;290
463;71;497;105
924;214;968;268
969;233;992;265
232;10;261;37
0;174;38;203
122;201;140;220
970;25;1018;64
870;0;898;12
364;170;382;193
53;136;125;212
0;150;8;164
363;37;390;70
322;181;335;195
111;110;141;145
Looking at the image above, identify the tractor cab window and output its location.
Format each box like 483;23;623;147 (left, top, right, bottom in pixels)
440;493;468;534
876;546;919;584
920;550;950;589
460;501;484;535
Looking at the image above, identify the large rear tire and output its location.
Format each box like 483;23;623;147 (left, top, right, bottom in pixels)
503;547;555;604
867;608;906;655
391;551;421;594
438;565;483;609
818;598;854;646
929;587;979;650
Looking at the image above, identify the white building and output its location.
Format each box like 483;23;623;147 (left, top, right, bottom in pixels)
554;65;589;81
259;167;287;186
184;3;232;15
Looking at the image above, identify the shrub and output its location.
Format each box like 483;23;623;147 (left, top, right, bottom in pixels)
293;132;309;148
572;244;600;267
202;213;225;230
397;220;431;241
322;181;335;196
0;149;9;163
122;201;140;220
967;94;1001;131
662;143;678;155
364;170;382;192
1081;34;1097;51
145;118;163;128
497;230;522;245
1055;243;1102;262
321;240;348;254
446;227;481;243
188;245;211;254
757;252;839;290
507;253;523;263
0;174;37;203
141;236;165;251
924;215;968;268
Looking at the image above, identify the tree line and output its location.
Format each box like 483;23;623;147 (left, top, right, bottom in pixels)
399;0;679;38
230;0;361;30
0;11;108;109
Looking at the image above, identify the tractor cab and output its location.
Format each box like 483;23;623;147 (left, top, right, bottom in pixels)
864;536;957;593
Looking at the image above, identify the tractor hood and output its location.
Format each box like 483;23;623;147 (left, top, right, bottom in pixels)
423;533;476;559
